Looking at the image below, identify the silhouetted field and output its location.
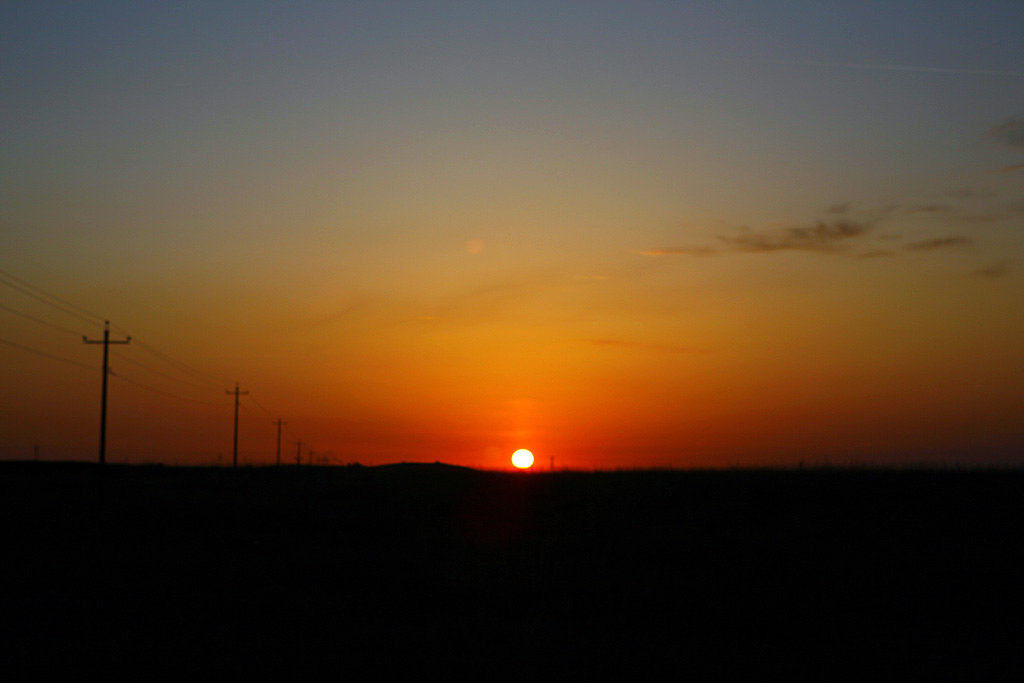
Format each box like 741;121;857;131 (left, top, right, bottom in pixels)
3;462;1021;679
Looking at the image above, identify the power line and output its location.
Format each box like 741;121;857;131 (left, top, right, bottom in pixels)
0;303;84;336
0;335;98;371
226;382;249;468
0;269;108;322
0;270;322;467
273;418;287;466
83;321;131;465
238;401;277;435
0;275;104;329
110;371;221;405
110;349;221;393
131;338;227;389
247;393;276;418
0;269;107;328
245;395;304;457
105;320;133;337
0;270;226;391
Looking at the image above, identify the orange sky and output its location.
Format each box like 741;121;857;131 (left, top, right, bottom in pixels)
2;3;1023;468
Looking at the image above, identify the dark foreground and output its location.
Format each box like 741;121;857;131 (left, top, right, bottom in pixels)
3;462;1022;679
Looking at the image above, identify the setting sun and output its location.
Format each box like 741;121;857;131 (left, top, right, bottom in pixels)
511;449;534;469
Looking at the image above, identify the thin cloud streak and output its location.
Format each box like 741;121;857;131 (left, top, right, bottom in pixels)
908;204;953;214
987;118;1024;149
993;163;1024;174
943;189;991;200
960;214;1008;224
973;261;1012;278
718;220;871;253
634;195;1008;262
904;237;973;251
634;219;875;258
786;59;1024;78
583;338;710;355
631;247;719;257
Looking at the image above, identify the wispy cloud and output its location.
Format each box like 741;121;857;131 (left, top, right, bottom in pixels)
908;203;953;214
857;249;896;259
314;297;379;325
635;216;875;258
778;59;1024;78
943;189;991;200
416;271;563;325
959;213;1008;223
631;246;718;257
583;338;710;354
993;162;1024;174
904;237;973;251
893;194;1018;224
634;199;999;262
718;220;871;253
973;261;1012;278
987;118;1024;150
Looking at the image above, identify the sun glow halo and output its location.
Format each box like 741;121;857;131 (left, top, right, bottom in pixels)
511;449;534;469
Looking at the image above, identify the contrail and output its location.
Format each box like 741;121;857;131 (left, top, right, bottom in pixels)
786;59;1024;78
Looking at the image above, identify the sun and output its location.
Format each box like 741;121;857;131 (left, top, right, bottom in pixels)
511;449;534;469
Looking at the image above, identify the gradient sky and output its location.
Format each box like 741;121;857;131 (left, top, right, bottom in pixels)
3;1;1023;468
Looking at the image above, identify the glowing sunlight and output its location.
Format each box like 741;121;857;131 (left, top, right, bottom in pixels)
511;449;534;469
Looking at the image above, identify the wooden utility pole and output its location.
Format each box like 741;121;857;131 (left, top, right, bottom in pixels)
83;321;130;465
273;418;287;466
226;382;249;468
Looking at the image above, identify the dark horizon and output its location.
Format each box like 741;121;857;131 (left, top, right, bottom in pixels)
5;460;1022;678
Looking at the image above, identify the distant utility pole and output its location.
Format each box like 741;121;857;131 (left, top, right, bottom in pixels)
83;321;130;465
296;439;302;466
226;382;249;468
273;418;287;466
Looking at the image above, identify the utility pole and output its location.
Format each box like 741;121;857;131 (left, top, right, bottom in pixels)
295;439;302;466
273;418;287;466
83;321;130;465
226;382;249;468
